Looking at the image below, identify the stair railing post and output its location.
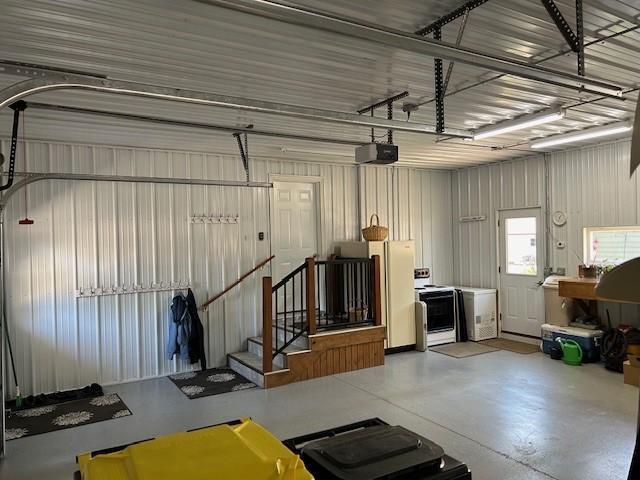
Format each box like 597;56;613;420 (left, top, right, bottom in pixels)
262;276;273;373
305;257;317;335
371;255;382;326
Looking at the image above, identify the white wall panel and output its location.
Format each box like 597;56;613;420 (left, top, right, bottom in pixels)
1;139;452;396
359;166;453;284
452;156;545;289
547;139;640;325
453;140;640;326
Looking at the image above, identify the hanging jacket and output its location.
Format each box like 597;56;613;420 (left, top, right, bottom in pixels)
167;293;191;361
166;289;207;370
186;288;207;370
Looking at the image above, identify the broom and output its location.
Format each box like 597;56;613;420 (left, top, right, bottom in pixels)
4;317;21;408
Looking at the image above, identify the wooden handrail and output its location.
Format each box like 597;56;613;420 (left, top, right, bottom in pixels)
200;255;275;310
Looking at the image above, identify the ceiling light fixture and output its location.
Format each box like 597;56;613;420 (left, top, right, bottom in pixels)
472;107;565;140
530;121;632;149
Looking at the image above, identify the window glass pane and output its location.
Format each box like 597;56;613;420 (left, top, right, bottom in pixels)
506;217;537;275
588;228;640;265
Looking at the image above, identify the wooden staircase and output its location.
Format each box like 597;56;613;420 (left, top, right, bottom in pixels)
228;256;386;388
228;326;386;388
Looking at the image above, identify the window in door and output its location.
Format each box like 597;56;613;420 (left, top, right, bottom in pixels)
505;217;537;275
584;226;640;266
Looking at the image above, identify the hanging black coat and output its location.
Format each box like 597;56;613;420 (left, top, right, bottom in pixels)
166;289;207;370
186;288;207;370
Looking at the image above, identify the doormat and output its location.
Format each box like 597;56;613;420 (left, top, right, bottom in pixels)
430;342;499;358
479;338;540;354
6;393;131;441
5;383;103;411
168;367;256;399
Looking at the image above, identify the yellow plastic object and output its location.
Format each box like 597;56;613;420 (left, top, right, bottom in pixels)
77;419;313;480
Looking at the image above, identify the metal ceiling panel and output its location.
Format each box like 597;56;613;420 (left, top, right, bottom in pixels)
0;0;638;167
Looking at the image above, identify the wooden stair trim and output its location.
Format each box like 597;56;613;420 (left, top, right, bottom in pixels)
263;326;386;389
309;325;386;349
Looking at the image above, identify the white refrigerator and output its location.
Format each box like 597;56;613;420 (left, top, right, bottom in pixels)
337;240;416;349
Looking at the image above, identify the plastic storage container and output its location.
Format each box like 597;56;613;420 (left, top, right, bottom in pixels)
542;276;574;327
76;419;313;480
541;323;603;363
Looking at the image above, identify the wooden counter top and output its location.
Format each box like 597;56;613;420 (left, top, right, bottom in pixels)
558;277;599;300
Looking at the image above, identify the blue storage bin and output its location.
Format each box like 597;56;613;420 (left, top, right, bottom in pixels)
541;323;603;363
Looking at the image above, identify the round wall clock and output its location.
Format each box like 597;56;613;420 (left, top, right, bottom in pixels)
552;210;567;226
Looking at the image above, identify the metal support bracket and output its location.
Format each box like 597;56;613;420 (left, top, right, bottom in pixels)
1;101;27;192
357;91;408;144
433;28;445;134
232;132;249;181
415;0;491;36
575;0;585;76
442;10;469;95
540;0;585;75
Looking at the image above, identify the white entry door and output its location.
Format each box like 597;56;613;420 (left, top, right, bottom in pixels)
498;208;544;337
272;181;319;287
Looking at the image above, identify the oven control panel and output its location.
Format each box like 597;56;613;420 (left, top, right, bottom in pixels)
414;268;430;279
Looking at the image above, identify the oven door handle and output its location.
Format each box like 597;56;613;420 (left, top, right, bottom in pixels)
421;294;455;301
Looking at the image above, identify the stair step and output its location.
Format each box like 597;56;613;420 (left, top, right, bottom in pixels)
268;328;310;350
247;336;309;368
227;351;289;388
228;351;266;387
248;336;307;353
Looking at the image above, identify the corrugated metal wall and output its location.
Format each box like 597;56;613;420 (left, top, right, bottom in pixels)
0;139;452;396
452;139;640;325
452;156;545;288
548;139;640;324
359;166;453;284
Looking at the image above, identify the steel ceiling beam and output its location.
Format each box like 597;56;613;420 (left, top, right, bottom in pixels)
199;0;624;97
24;102;367;146
0;64;471;138
409;23;638;110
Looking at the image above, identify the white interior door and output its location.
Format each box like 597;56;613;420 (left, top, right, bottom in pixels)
498;208;544;337
272;181;319;289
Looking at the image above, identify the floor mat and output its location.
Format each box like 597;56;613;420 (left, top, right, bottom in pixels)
430;342;499;358
6;393;131;441
168;368;256;399
479;338;540;354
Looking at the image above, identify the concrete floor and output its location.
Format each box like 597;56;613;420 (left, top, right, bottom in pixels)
0;348;637;480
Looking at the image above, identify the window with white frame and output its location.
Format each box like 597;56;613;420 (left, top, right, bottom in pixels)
583;226;640;266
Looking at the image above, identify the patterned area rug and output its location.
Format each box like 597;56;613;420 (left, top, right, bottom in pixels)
168;368;256;399
6;393;131;441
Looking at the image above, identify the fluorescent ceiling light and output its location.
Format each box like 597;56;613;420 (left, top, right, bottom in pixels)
530;121;632;149
473;107;565;140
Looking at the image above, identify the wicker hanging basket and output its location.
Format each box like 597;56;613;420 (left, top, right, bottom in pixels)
362;213;389;241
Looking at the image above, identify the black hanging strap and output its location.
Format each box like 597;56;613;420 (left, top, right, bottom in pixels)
233;132;249;181
1;101;27;192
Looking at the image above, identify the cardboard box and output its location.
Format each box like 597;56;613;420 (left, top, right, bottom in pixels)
624;360;640;387
628;353;640;367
